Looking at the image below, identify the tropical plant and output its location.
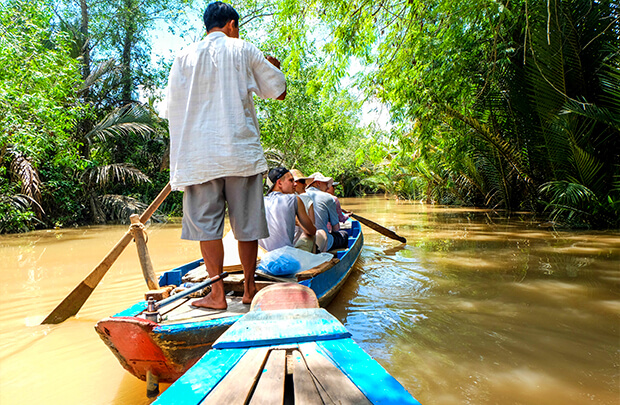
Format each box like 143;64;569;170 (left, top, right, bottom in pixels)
271;0;620;227
0;0;84;232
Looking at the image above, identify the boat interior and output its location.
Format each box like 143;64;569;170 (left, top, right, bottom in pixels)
142;222;359;326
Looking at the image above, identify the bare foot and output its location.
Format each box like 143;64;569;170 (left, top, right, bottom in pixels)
192;293;227;310
242;288;257;305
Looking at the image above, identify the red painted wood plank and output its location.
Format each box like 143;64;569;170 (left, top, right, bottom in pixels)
250;283;319;311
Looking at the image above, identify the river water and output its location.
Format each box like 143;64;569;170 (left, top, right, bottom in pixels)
0;196;618;404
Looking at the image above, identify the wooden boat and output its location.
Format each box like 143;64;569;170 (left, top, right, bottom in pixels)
94;220;363;394
151;283;421;404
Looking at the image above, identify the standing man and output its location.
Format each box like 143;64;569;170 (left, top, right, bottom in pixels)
165;2;286;309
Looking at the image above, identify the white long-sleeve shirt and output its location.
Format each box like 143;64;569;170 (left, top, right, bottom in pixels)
165;32;286;190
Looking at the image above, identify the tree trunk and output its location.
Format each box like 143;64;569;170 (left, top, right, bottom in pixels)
80;0;91;82
89;191;106;224
78;0;93;160
120;0;135;104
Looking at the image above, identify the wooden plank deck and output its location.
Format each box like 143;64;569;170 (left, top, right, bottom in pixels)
291;350;323;405
201;346;371;404
160;296;251;324
201;347;269;404
247;349;286;405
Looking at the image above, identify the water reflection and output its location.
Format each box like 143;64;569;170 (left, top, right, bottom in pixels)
1;198;618;404
330;197;619;405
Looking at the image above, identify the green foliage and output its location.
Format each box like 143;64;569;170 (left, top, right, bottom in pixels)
277;0;620;227
2;0;617;232
256;53;364;190
98;194;164;224
0;0;169;232
0;0;85;232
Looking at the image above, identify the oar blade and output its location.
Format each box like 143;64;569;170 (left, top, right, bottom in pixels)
351;213;407;244
41;282;96;324
41;231;134;324
41;183;172;325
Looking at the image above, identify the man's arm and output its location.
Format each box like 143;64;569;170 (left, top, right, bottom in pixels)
307;204;315;225
266;55;286;100
334;197;349;222
327;198;340;232
296;196;316;235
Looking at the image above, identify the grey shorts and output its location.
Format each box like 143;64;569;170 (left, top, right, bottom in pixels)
181;174;269;242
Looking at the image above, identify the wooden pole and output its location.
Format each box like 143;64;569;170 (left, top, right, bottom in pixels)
130;214;158;290
41;183;171;324
349;213;407;244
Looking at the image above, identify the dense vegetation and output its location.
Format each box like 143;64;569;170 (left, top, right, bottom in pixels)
1;0;618;232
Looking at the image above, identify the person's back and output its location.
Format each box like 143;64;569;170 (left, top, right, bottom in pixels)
167;31;285;187
306;188;337;232
305;187;340;252
305;172;348;252
259;167;316;252
260;191;297;251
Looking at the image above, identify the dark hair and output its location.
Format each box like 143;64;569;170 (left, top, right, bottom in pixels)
203;2;239;32
268;167;289;184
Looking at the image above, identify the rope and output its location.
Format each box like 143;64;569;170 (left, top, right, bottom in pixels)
130;222;149;243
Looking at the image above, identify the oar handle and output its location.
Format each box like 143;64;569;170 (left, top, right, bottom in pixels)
41;182;172;324
139;183;171;223
155;272;229;309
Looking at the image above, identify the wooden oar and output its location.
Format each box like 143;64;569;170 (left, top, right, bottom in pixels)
349;213;407;244
41;183;172;324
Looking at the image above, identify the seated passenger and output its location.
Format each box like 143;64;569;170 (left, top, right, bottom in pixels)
305;172;349;252
290;169;316;251
326;180;351;225
258;167;316;252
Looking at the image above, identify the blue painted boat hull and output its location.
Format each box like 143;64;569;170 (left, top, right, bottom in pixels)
152;306;421;404
95;221;363;383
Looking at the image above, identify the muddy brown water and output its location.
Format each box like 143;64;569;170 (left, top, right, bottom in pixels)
1;196;618;404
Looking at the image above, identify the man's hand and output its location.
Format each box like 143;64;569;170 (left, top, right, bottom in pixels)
265;55;281;69
266;55;286;100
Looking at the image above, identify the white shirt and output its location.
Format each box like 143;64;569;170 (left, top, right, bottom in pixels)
165;32;286;190
259;192;297;251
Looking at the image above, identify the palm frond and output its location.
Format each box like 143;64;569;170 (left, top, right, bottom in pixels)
442;105;533;188
85;103;156;143
0;193;42;212
568;138;605;193
539;180;599;223
476;150;510;209
8;149;43;214
79;58;117;95
98;194;164;224
561;100;620;133
0;193;45;233
82;163;150;190
612;168;620;194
